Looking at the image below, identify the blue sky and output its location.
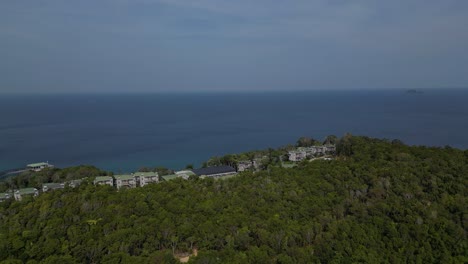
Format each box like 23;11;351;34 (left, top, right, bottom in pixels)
1;0;467;93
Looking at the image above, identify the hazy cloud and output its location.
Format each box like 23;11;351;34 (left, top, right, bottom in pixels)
1;0;467;92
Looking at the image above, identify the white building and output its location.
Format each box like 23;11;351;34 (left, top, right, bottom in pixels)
175;170;196;180
133;172;159;187
27;162;54;172
42;183;65;192
115;175;136;189
0;192;12;202
93;176;114;187
67;179;83;188
14;188;39;201
288;150;307;162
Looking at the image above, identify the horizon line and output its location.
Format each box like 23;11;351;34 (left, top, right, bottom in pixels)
1;87;467;95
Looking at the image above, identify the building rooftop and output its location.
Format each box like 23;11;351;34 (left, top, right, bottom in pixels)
27;162;50;167
114;174;135;181
69;179;83;184
16;188;38;195
0;193;11;198
192;166;236;176
94;176;113;182
67;179;83;187
289;150;304;153
175;170;196;176
43;183;64;188
161;174;179;181
133;172;158;177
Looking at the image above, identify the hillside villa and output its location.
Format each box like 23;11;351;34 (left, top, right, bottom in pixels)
0;192;12;202
93;176;114;186
42;182;65;192
175;170;196;179
14;188;39;201
115;174;137;189
133;172;159;187
67;179;83;188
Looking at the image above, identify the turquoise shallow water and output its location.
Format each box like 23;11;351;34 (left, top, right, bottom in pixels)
1;89;467;172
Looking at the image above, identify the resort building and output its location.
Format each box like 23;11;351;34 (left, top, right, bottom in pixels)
93;176;114;187
133;172;159;187
42;182;65;192
27;162;53;172
14;188;39;201
192;166;237;178
67;179;83;188
175;170;196;179
309;145;336;155
0;192;12;202
288;150;307;162
313;146;325;155
115;174;136;189
324;145;336;152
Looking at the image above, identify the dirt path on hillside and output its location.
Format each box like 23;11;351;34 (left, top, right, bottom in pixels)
177;248;198;263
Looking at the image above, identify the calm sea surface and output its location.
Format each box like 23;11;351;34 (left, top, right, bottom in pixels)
1;90;467;172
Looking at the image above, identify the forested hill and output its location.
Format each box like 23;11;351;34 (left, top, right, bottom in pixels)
0;136;467;263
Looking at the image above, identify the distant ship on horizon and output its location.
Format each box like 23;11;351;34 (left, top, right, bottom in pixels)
406;89;424;94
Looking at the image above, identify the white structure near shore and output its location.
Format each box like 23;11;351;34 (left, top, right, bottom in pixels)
27;162;53;172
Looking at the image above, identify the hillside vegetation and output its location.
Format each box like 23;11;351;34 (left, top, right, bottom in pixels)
0;136;467;263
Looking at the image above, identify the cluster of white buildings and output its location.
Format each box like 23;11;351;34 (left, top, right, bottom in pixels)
0;171;159;202
93;171;159;190
288;145;336;162
0;179;83;202
93;166;238;189
0;162;79;202
0;165;240;203
1;145;337;203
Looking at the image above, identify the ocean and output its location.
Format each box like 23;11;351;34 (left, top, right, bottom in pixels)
1;89;467;172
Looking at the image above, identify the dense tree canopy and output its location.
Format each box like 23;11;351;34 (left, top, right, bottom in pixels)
0;136;466;263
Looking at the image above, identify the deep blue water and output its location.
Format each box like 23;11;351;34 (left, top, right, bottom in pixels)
1;89;467;172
